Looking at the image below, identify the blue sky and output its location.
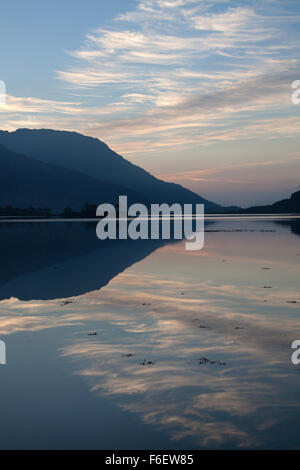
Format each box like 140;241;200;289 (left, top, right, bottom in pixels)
0;0;300;206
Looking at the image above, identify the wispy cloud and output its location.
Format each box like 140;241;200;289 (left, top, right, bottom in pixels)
1;0;299;176
54;0;300;154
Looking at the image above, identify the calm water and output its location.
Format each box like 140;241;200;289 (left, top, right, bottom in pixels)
0;216;300;449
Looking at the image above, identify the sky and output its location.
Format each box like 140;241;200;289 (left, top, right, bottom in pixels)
0;0;300;206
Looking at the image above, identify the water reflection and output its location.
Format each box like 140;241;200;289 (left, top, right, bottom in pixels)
0;222;173;300
275;219;300;237
0;218;300;449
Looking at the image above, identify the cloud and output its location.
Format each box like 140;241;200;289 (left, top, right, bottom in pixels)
76;67;300;154
1;0;300;163
0;95;83;115
188;7;258;33
52;0;300;154
158;155;300;182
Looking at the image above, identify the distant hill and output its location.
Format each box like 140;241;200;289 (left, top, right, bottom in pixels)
243;190;300;213
0;144;143;212
0;128;223;212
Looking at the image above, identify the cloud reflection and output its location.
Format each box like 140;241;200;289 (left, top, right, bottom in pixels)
1;226;300;448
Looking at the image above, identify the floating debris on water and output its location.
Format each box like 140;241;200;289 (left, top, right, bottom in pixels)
198;357;210;364
140;359;155;366
198;357;227;366
61;300;74;306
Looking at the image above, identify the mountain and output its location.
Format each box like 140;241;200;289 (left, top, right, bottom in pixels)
243;190;300;213
0;144;143;212
0;128;222;211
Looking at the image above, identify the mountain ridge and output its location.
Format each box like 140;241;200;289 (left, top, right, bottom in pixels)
0;128;223;211
242;190;300;213
0;143;144;212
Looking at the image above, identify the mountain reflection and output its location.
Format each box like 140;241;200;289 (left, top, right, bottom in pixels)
275;218;300;237
0;217;298;302
0;221;175;300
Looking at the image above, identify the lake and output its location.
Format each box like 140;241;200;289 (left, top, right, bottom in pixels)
0;216;300;449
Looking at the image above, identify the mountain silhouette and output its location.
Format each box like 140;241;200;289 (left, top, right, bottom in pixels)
0;128;222;211
0;143;144;212
243;190;300;213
